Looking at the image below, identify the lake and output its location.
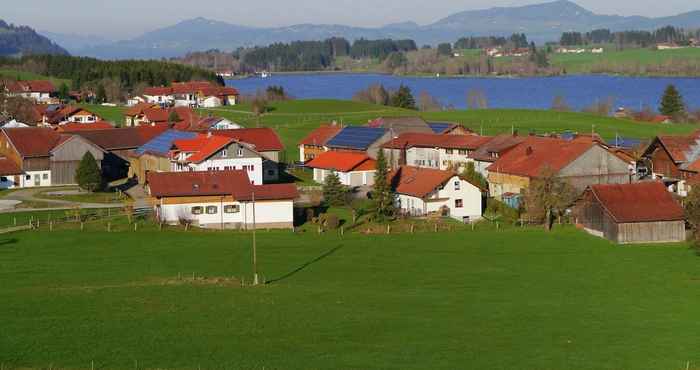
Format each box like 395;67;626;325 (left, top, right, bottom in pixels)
227;73;700;111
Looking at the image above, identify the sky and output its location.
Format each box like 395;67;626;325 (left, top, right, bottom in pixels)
5;0;699;40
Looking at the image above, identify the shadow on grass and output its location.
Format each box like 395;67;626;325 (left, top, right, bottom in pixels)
265;244;343;284
0;238;18;249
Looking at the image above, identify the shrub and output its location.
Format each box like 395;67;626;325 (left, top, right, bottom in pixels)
324;214;340;230
75;152;103;192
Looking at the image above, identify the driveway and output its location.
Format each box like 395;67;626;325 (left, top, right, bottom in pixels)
1;187;126;212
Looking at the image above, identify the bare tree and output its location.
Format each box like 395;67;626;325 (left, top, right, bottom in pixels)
523;167;578;231
418;91;443;112
466;89;488;109
551;95;571;112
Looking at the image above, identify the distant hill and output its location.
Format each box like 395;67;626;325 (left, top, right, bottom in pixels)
39;31;112;54
0;20;68;57
60;0;700;59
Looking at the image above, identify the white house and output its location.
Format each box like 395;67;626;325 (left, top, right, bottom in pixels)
305;151;377;187
171;134;265;185
390;166;484;223
147;170;298;229
143;82;239;108
5;80;55;103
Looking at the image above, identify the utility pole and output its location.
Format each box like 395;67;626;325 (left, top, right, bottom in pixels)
252;191;258;285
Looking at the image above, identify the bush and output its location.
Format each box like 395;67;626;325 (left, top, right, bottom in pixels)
484;198;520;223
324;214;340;230
75;152;103;192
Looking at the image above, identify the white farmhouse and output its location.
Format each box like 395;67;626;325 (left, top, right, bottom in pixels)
147;170;298;230
390;166;485;223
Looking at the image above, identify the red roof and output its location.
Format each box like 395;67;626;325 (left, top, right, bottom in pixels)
147;170;297;200
2;127;61;157
6;80;55;93
382;133;491;150
143;87;173;96
144;82;239;98
588;182;685;223
299;124;342;146
389;166;456;198
305;151;376;172
656;132;700;163
173;134;235;163
125;102;159;117
0;158;23;176
56;121;115;132
487;136;594;178
214;128;284;152
73;125;169;150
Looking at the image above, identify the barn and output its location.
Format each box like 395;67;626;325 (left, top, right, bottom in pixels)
574;182;686;244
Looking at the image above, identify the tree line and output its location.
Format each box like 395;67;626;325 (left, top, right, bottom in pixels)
560;26;698;48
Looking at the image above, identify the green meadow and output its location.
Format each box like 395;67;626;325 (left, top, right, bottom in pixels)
0;221;699;370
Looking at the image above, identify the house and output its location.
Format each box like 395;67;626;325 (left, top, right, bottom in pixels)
298;123;342;162
143;82;239;108
5;80;55;103
170;134;265;185
146;170;298;229
640;131;700;196
126;95;148;107
73;125;170;180
325;126;389;159
0;127;105;187
487;136;631;198
368;116;435;137
213;128;285;182
56;121;114;133
381;133;492;171
468;134;525;175
390;166;484;223
124;103;161;126
42;105;102;126
190;116;241;131
128;130;198;184
574;182;686;244
427;122;473;135
305;151;376;187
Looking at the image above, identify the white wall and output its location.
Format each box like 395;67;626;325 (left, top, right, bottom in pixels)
312;168;375;186
187;157;264;185
158;199;293;228
20;171;51;187
200;96;222;108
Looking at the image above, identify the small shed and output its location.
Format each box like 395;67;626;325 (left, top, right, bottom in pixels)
574;182;686;244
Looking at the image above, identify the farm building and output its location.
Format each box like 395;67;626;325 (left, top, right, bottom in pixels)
325;126;389;159
146;170;297;229
574;182;686;244
129;130;198;184
390;166;485;223
298;123;342;162
305;151;376;187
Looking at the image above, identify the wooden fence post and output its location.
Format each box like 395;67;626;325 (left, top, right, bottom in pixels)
49;221;53;232
107;222;111;232
81;222;84;231
386;225;391;234
134;223;138;232
13;217;16;226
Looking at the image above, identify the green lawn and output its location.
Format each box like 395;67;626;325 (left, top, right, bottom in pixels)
34;187;126;204
80;104;127;126
551;48;700;74
80;99;698;162
0;225;699;369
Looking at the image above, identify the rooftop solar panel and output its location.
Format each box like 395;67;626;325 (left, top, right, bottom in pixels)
135;130;197;156
326;127;386;150
427;122;453;134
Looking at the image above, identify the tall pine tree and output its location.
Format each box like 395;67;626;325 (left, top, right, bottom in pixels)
371;150;395;221
390;85;416;110
322;171;347;206
75;152;103;192
659;84;685;119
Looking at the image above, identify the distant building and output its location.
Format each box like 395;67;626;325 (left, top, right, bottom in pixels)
298;123;342;162
5;80;55;103
143;81;239;108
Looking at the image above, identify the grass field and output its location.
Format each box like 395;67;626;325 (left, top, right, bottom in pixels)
0;222;699;369
550;48;700;74
83;99;698;161
0;68;70;87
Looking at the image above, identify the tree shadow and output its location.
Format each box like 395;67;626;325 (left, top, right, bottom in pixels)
0;238;18;248
265;244;343;284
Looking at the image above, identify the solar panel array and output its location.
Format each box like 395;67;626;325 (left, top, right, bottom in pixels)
135;130;197;156
427;122;453;134
326;126;386;150
606;137;642;149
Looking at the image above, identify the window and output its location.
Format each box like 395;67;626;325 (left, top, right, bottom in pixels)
445;149;454;154
0;177;6;182
206;206;218;214
191;206;203;215
454;181;460;191
221;149;228;157
224;205;240;214
25;175;30;180
237;148;243;157
458;149;467;155
455;199;463;208
42;173;49;180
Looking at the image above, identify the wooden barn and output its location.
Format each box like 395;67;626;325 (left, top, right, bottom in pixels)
574;182;686;244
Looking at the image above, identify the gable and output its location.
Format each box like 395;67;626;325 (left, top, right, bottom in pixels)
51;136;105;162
559;146;630;177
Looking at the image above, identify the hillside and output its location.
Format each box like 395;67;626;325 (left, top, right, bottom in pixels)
0;20;68;57
63;0;700;59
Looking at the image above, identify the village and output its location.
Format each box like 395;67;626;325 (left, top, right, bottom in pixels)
0;77;695;245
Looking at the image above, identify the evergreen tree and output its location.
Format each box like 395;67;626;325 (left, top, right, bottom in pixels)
57;82;70;101
659;84;685;118
437;43;453;56
75;152;103;192
390;84;416;110
461;162;488;190
322;171;348;206
371;150;395;221
95;84;107;104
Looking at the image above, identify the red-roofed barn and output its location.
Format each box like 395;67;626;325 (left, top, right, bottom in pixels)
305;151;376;187
574;182;686;244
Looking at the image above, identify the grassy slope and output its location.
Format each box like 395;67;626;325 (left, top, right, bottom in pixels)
83;100;697;161
0;226;699;370
0;68;70;87
551;48;700;74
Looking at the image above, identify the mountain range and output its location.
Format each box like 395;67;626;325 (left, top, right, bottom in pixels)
48;0;700;60
0;20;68;57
